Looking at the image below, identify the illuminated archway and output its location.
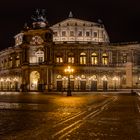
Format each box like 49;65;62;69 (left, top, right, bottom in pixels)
30;71;40;90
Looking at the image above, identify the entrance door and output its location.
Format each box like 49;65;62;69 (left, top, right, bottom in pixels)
30;71;40;91
80;81;86;91
91;81;97;91
57;81;62;91
103;81;108;91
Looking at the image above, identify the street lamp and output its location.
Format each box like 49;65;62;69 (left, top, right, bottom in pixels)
64;66;74;96
113;76;118;91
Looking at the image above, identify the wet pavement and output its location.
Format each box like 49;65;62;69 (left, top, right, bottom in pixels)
0;92;140;140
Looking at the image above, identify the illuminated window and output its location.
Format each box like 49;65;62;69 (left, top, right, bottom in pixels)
102;53;108;65
80;52;86;64
16;56;20;67
70;31;74;36
68;53;74;63
78;31;82;37
91;53;98;65
56;53;63;63
62;31;66;37
68;57;74;63
56;57;63;63
122;54;127;63
35;50;44;63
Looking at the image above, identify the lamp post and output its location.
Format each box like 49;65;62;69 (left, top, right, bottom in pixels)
64;66;74;96
113;76;118;91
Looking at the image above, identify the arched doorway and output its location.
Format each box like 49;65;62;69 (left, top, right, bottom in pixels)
80;75;86;91
102;75;108;91
56;75;62;91
30;71;40;90
91;75;97;91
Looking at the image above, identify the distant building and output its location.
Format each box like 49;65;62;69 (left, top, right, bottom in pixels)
0;10;139;92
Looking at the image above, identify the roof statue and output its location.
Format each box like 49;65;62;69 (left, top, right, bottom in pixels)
31;9;47;22
31;9;48;28
69;11;73;18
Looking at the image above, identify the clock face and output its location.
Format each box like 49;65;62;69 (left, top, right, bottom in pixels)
30;35;43;45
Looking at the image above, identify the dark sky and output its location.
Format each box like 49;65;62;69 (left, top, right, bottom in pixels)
0;0;140;50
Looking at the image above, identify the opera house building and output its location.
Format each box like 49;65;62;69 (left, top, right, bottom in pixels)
0;10;139;92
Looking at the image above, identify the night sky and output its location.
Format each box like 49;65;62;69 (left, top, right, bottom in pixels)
0;0;140;50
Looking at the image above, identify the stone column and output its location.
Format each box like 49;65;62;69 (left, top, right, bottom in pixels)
126;62;133;88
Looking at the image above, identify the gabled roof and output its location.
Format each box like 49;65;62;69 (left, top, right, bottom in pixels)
51;17;100;28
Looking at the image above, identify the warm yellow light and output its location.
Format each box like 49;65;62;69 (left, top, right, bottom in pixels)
102;76;107;81
62;76;68;80
113;76;118;81
13;78;18;82
64;66;74;74
0;78;4;82
6;78;10;82
75;76;81;80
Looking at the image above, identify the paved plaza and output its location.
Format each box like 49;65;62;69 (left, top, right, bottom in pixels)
0;92;140;140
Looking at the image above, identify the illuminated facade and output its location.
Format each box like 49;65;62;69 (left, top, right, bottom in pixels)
0;10;140;92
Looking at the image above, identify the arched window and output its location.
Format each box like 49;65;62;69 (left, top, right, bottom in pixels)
56;53;63;63
16;55;20;67
80;52;86;64
81;75;86;79
35;50;44;63
57;75;62;79
102;53;108;65
102;75;108;81
91;53;98;65
70;75;74;79
29;49;44;64
68;53;74;64
91;75;97;81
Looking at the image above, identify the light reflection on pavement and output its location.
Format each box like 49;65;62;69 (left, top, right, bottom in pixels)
0;93;139;140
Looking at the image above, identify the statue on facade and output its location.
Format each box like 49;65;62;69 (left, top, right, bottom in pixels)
31;9;47;22
31;9;48;28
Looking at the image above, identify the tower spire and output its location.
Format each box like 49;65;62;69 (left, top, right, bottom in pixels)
69;11;73;18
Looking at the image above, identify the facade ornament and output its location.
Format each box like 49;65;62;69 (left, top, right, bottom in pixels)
31;9;47;22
